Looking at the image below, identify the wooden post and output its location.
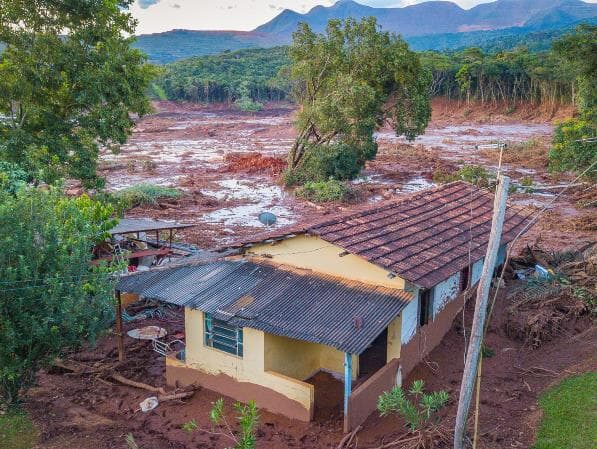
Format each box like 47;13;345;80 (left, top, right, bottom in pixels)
454;175;510;449
343;352;352;417
115;289;125;362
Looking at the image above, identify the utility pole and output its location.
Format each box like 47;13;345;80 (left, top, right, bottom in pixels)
454;175;510;449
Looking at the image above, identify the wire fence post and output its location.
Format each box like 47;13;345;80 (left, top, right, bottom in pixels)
454;175;510;449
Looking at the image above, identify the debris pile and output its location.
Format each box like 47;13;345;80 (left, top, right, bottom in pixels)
222;152;286;175
504;244;595;347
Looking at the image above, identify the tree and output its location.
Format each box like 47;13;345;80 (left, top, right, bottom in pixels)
286;17;431;182
0;0;155;188
0;187;117;404
549;25;596;177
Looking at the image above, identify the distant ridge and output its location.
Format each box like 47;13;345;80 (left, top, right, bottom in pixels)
133;0;597;63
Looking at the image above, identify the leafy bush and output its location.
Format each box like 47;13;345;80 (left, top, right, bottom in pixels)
0;188;117;404
378;380;449;431
113;183;182;209
549;115;596;179
295;179;352;203
235;97;263;112
284;142;363;186
0;162;27;194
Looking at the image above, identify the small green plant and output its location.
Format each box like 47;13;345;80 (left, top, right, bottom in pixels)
295;179;352;203
114;183;182;209
125;433;139;449
235;97;263;112
432;165;493;188
209;398;259;449
481;344;496;358
378;380;449;431
181;419;198;433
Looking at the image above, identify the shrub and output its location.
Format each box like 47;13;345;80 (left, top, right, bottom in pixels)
432;165;492;187
235;97;263;112
549;115;596;179
0;162;27;194
295;179;352;202
210;398;259;449
114;183;182;209
284;142;364;186
378;380;449;431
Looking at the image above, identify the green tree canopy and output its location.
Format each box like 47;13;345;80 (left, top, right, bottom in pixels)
287;17;431;179
0;187;117;404
0;0;155;188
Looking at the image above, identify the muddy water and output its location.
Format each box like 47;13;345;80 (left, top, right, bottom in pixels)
100;103;557;239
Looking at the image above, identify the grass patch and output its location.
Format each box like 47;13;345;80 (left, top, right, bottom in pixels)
114;183;182;209
0;409;38;449
295;179;353;203
532;372;597;449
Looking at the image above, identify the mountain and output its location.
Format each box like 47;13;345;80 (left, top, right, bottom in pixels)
134;30;273;64
134;0;597;63
255;0;596;40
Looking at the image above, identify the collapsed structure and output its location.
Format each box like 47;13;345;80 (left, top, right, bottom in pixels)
117;181;531;431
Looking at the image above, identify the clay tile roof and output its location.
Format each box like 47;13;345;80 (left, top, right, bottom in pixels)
228;182;534;289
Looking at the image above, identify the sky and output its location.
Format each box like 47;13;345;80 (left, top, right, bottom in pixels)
130;0;501;35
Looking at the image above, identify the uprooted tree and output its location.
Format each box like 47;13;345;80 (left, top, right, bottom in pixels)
0;187;117;404
0;0;155;188
285;17;431;185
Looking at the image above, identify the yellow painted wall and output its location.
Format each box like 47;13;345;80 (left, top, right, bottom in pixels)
183;308;314;413
264;333;358;380
248;234;406;290
386;316;402;361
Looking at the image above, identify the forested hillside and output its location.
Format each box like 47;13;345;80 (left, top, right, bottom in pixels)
152;25;593;109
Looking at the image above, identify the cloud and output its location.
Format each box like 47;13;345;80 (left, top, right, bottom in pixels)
138;0;161;9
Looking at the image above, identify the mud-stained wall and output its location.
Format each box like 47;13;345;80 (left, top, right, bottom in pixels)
471;257;484;285
264;333;358;381
166;360;314;421
386;316;402;361
248;234;406;290
432;271;460;318
344;358;400;432
400;292;465;377
400;296;419;345
181;308;314;418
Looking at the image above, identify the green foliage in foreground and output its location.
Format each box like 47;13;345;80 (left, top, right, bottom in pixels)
550;116;596;179
0;188;117;404
0;0;155;188
0;409;38;449
378;380;449;432
532;372;597;449
295;179;352;203
210;398;259;449
112;183;182;210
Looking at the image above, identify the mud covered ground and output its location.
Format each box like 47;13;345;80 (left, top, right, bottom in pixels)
26;286;595;449
97;98;594;249
25;99;596;448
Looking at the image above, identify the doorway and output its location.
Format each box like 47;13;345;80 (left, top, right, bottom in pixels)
358;329;388;381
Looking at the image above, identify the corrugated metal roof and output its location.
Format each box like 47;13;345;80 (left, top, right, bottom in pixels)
225;182;533;288
110;218;193;235
117;260;412;355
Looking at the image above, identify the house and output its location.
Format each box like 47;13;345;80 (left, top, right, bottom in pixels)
116;181;531;432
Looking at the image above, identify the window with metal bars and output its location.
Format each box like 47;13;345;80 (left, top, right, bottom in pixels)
204;313;243;357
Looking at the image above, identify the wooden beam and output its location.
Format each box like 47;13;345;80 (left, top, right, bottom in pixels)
115;289;125;362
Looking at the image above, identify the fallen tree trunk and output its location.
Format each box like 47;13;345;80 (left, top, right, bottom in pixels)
110;373;166;395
